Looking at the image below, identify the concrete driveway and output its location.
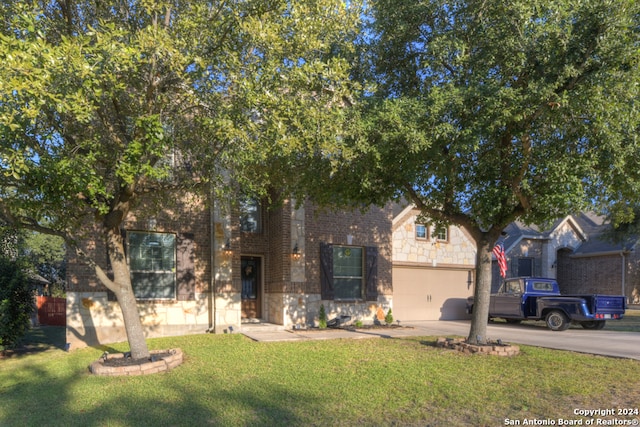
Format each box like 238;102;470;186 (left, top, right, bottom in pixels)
409;320;640;360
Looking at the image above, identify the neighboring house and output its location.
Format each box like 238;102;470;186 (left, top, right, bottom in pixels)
65;194;393;349
391;205;476;321
497;212;640;304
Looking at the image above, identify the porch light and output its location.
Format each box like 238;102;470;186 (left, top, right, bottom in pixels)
292;243;301;260
223;239;232;255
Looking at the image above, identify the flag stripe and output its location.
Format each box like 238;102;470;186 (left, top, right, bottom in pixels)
493;242;507;278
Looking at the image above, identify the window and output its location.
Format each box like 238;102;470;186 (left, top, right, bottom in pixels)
415;224;427;239
432;225;448;242
333;246;364;300
518;258;533;277
499;279;522;295
532;281;553;292
128;231;176;299
239;197;262;233
320;243;378;301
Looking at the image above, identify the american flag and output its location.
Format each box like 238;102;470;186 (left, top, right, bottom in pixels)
493;242;507;278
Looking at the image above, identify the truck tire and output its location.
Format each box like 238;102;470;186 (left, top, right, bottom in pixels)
581;321;606;330
545;310;570;331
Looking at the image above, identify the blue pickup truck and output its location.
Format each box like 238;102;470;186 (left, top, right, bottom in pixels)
466;277;627;331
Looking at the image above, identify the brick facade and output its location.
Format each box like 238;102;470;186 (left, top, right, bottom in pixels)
65;194;394;348
557;252;640;302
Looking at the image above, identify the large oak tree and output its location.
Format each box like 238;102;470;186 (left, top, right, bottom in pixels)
0;0;360;358
293;0;640;343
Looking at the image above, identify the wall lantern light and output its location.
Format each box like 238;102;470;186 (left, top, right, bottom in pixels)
292;243;301;260
223;239;232;256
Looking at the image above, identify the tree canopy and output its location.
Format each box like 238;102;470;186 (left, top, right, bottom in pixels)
0;0;361;358
293;0;640;343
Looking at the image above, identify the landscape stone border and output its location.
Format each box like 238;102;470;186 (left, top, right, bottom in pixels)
436;337;520;356
89;348;183;376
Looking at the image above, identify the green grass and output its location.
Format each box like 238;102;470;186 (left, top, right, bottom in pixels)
603;307;640;331
1;320;639;427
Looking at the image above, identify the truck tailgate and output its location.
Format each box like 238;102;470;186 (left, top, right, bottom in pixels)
565;294;626;318
594;295;626;312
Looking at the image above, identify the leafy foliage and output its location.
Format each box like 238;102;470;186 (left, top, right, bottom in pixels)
0;0;362;357
294;0;640;343
319;304;327;329
22;232;66;289
385;308;393;325
0;257;33;351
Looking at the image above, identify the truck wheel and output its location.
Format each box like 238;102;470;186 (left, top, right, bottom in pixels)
581;321;606;330
545;310;570;331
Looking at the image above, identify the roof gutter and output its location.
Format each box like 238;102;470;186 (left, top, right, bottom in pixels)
569;249;629;258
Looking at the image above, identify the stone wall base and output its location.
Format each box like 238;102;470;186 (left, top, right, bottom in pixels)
89;348;183;376
436;337;520;356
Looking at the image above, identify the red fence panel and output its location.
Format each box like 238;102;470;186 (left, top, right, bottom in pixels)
36;296;66;326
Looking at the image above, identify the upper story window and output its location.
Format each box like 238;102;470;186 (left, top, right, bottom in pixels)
432;225;448;242
128;231;176;299
239;197;262;233
415;224;427;239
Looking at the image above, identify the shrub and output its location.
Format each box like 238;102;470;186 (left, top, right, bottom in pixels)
319;304;327;329
0;258;34;351
385;308;394;325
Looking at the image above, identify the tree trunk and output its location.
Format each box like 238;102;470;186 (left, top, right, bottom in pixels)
467;234;495;345
105;226;150;360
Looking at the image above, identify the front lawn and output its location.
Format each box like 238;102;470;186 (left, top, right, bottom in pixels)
1;326;639;426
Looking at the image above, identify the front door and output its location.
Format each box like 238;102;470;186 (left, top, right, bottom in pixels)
241;256;261;319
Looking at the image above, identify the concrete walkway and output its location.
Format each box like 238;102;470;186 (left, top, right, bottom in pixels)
240;320;469;343
241;324;435;343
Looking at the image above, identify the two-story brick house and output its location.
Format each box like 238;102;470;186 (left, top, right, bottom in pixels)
65;194;393;349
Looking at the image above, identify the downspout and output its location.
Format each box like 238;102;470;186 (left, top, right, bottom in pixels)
208;187;216;333
621;252;626;300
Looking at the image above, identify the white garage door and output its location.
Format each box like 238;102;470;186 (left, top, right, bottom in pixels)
393;266;474;321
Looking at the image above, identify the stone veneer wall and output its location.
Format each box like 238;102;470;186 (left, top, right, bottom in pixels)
66;292;212;350
392;209;476;267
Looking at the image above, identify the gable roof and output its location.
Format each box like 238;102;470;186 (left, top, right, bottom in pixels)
502;212;639;257
391;203;640;257
500;215;586;253
570;212;639;256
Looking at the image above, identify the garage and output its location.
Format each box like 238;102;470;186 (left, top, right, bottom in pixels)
393;265;474;321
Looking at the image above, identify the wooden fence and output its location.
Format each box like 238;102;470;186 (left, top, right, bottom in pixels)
36;296;66;326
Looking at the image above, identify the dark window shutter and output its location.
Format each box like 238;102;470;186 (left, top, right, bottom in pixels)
176;233;195;300
320;242;334;300
365;246;378;301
